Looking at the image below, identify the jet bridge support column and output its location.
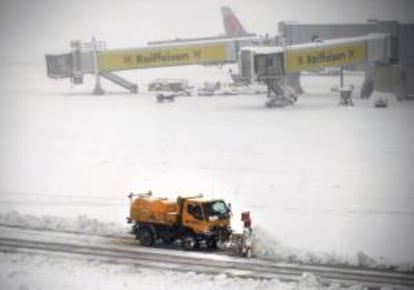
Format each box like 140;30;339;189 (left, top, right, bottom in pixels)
285;72;304;95
360;65;374;99
92;37;105;95
372;64;408;100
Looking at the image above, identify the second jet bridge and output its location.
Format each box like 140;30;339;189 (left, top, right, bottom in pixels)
238;33;392;106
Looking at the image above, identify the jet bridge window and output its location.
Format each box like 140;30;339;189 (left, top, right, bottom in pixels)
254;53;285;79
45;53;73;78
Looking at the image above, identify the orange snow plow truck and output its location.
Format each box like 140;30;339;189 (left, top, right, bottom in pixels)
127;191;253;256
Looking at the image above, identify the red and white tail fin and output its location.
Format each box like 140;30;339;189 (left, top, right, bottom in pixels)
221;6;248;37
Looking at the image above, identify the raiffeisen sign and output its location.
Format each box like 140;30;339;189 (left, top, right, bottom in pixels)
286;43;366;72
98;44;227;71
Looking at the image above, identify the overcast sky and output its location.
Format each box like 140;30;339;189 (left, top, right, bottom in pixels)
0;0;413;62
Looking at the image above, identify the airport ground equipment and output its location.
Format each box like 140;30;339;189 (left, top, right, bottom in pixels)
148;79;193;96
156;92;176;103
126;191;253;256
239;33;392;107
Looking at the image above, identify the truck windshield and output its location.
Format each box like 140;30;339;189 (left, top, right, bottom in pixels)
203;200;230;220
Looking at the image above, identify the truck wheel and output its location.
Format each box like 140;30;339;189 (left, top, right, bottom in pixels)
182;235;197;250
162;236;175;244
137;226;154;246
207;238;217;249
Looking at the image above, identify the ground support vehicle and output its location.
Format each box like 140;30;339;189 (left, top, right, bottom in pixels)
156;91;176;103
127;191;253;256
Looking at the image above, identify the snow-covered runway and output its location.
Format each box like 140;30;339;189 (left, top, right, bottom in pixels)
2;225;413;289
1;63;414;289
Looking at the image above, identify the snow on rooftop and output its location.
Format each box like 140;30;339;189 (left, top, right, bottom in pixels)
242;33;390;54
240;46;284;54
286;33;389;51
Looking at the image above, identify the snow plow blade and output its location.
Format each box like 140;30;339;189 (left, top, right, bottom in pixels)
218;211;254;257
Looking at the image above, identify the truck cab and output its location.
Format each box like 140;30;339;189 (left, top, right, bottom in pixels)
182;199;231;235
178;198;231;249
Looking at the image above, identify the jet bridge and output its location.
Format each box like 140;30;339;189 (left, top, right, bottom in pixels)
45;36;263;94
238;33;392;107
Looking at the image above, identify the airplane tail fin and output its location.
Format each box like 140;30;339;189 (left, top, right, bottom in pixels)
221;6;248;37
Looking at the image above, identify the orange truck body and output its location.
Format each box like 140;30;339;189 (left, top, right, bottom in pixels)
130;197;178;225
127;192;232;249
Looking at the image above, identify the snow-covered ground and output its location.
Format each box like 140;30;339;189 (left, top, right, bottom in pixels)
2;251;362;290
1;61;414;288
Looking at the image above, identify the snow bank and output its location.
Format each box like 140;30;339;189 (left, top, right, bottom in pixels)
1;210;412;272
0;252;363;290
0;210;128;237
252;226;414;272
